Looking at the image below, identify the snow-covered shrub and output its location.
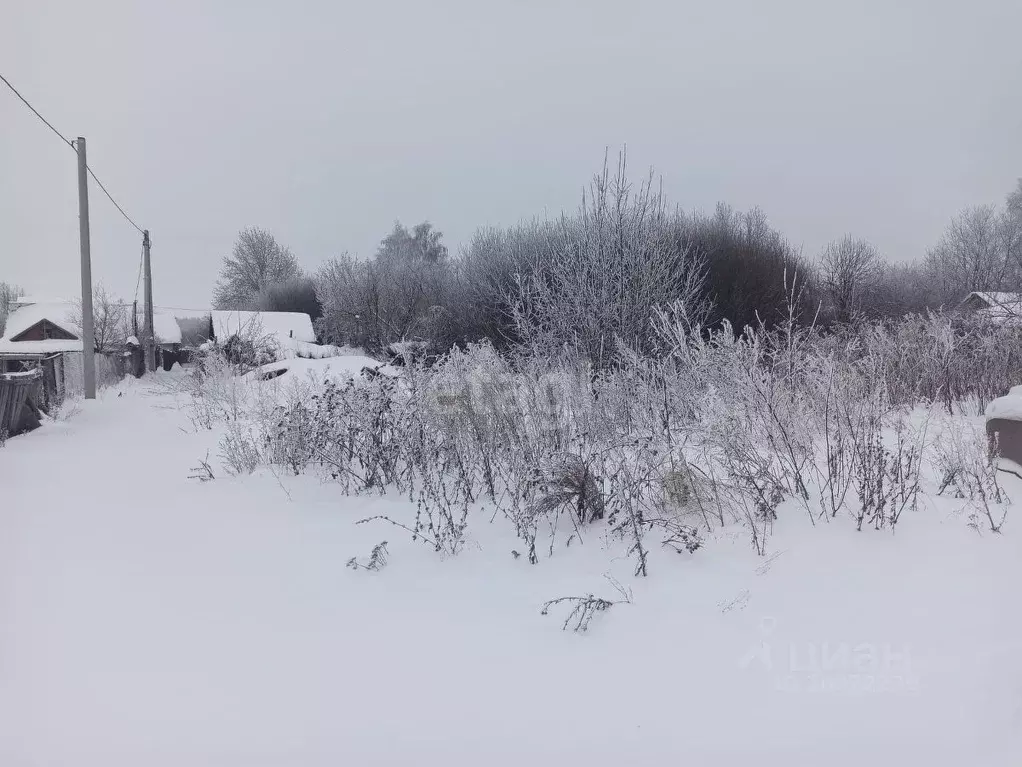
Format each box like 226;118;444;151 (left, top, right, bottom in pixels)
541;575;632;633
508;158;709;367
346;541;389;572
246;300;1020;563
178;352;248;430
219;421;262;476
932;419;1010;532
50;396;83;423
221;333;277;370
188;452;216;482
532;454;605;526
262;401;317;475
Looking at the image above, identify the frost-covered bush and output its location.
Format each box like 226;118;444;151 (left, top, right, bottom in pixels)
932;418;1010;532
245;300;1019;562
220;421;262;475
177;352;249;430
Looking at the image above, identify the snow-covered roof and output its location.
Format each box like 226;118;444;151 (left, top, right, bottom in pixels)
143;308;313;348
0;302;80;342
149;307;211;346
278;339;348;359
13;295;72;308
152;309;185;345
986;392;1022;421
212;311;315;344
0;338;83;355
961;292;1022;324
962;292;1022;310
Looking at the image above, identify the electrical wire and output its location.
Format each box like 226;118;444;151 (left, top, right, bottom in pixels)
85;165;145;235
0;72;74;148
1;71;145;235
133;244;145;304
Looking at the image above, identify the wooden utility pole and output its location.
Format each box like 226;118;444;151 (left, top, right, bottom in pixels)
143;230;155;372
75;137;96;399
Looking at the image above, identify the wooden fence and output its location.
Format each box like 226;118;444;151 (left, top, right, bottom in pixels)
0;369;43;436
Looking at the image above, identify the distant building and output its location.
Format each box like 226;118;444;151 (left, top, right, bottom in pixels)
0;296;319;385
0;299;124;409
959;292;1022;325
151;309;316;369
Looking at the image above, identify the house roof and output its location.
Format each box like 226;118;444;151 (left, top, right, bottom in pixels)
152;307;210;345
1;302;80;342
0;338;83;355
211;310;316;344
961;292;1022;323
963;292;1022;308
12;295;73;308
2;301;315;352
149;309;313;347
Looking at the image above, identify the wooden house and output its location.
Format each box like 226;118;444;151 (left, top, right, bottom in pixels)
0;298;126;410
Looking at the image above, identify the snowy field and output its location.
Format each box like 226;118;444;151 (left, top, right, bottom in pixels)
2;372;1022;765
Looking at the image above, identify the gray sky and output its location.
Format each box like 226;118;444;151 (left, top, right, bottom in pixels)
3;0;1021;308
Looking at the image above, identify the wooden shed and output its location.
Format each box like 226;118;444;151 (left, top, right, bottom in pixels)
985;387;1022;478
0;369;43;436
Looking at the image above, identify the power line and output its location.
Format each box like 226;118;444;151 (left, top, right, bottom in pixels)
134;243;144;303
1;71;145;235
0;72;74;149
84;164;145;235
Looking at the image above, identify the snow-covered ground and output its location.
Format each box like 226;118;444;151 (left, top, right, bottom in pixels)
2;375;1022;765
244;355;401;385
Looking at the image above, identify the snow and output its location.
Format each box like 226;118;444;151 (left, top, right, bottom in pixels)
985;394;1022;421
277;338;348;359
12;294;72;308
149;309;315;350
152;309;185;344
151;307;211;346
0;369;41;380
245;355;400;384
0;338;83;354
0;301;80;341
996;457;1022;478
967;291;1022;309
2;381;1021;765
963;292;1022;325
212;310;315;344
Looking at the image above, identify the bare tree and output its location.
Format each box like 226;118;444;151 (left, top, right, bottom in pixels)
71;284;129;352
1000;180;1022;290
315;251;450;351
683;203;813;331
315;222;452;351
925;205;1005;303
510;153;709;365
819;235;882;322
213;228;302;309
1007;178;1022;217
0;282;24;337
256;276;322;319
315;254;379;348
868;260;941;316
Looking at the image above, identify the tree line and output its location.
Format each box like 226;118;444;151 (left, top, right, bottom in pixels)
199;156;1021;361
4;160;1018;361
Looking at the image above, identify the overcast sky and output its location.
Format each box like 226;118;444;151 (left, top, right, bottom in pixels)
3;0;1021;308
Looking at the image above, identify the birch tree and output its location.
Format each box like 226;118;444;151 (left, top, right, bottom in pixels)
213;228;302;309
